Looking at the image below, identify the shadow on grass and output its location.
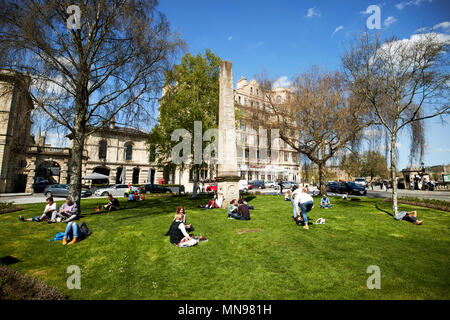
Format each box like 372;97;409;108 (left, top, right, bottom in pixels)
375;203;393;217
0;256;21;266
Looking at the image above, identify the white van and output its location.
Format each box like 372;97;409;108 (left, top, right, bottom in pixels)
238;180;249;192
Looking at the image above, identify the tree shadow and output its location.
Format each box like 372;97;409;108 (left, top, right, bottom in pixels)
375;203;393;217
0;256;21;266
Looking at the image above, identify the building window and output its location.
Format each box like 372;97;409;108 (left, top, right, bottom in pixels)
277;96;282;104
238;96;241;104
244;98;247;105
240;121;246;130
250;87;253;94
251;101;253;107
256;89;259;95
284;152;288;162
132;168;140;184
125;143;133;161
99;140;107;159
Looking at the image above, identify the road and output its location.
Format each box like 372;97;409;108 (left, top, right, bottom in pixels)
1;187;449;205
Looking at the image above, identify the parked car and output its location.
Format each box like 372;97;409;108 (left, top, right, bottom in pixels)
326;181;339;193
250;180;265;189
44;184;92;198
206;183;218;192
308;185;320;196
239;180;249;192
264;180;275;188
289;181;299;189
143;184;172;194
337;181;367;195
354;178;368;188
33;176;50;193
274;181;292;190
94;184;130;196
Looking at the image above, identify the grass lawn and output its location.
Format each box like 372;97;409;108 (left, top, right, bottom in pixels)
0;194;449;300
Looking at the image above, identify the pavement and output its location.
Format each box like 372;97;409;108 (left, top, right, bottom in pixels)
1;187;448;205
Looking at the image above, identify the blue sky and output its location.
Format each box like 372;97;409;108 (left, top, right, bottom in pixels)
158;0;450;170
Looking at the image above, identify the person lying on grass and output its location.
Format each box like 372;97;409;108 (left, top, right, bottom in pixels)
104;193;120;212
62;221;92;245
293;187;314;230
19;197;57;222
233;199;251;220
228;199;238;219
168;211;199;247
48;196;78;223
165;206;194;236
199;193;224;209
394;210;423;225
320;194;332;209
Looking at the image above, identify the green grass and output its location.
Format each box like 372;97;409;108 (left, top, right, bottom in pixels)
0;195;449;300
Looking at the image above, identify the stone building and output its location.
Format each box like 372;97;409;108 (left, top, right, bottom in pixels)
75;121;160;186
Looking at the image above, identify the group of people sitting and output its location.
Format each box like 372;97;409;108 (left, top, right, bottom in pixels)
227;197;251;220
19;196;78;223
19;196;92;245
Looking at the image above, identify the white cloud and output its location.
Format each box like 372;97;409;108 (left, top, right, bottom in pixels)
307;7;320;18
395;0;432;10
384;16;398;28
433;21;450;33
332;26;344;36
228;36;232;41
273;76;292;88
415;26;428;33
246;41;263;51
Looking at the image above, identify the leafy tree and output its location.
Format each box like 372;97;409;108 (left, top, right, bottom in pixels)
148;50;222;194
361;150;389;181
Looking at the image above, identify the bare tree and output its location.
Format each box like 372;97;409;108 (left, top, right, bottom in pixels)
259;67;373;194
342;32;449;215
0;0;184;211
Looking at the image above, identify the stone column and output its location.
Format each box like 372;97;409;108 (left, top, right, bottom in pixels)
217;61;240;207
25;156;36;193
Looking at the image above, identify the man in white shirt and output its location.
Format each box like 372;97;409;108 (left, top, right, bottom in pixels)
293;188;314;229
19;197;57;222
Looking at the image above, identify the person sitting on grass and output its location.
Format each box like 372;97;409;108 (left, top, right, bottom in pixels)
199;192;224;209
62;221;92;245
165;206;194;236
48;196;78;223
19;197;57;222
233;199;251;220
128;191;136;201
285;189;291;201
228;199;238;219
320;194;332;209
294;188;314;230
104;193;120;212
168;211;199;247
394;210;423;225
238;195;254;209
342;192;348;200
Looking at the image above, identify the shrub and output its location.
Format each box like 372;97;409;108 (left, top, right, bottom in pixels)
0;264;67;300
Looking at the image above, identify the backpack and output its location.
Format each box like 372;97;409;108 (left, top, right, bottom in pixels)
49;232;65;241
80;221;92;237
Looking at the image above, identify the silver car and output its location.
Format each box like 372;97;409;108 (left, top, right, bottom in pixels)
44;184;92;198
94;184;131;197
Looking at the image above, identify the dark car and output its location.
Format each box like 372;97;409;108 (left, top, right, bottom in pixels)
143;184;172;194
44;184;92;198
326;181;339;193
337;181;367;195
250;180;265;189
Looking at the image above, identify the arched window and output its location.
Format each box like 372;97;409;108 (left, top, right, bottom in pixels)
99;140;107;159
125;143;133;161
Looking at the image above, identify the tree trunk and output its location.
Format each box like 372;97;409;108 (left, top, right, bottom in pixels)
318;162;326;195
390;134;398;215
68;132;85;215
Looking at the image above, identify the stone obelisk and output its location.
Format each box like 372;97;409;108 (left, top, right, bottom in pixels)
217;61;240;208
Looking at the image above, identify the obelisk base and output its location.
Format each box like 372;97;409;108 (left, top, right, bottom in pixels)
216;176;240;209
